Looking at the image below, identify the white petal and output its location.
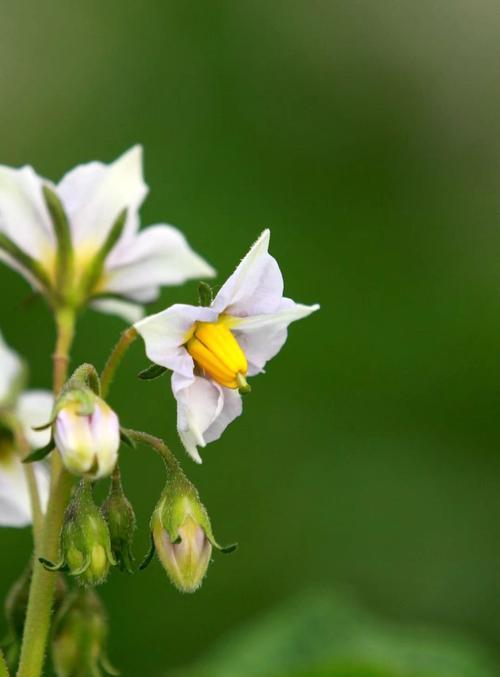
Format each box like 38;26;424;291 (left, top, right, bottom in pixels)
0;453;49;527
212;229;284;317
104;224;215;296
54;409;95;475
0;332;25;406
56;145;147;251
203;387;242;445
90;298;145;324
0;456;32;527
135;304;218;378
231;300;320;375
88;401;120;479
16;389;54;449
172;374;224;463
0;165;54;262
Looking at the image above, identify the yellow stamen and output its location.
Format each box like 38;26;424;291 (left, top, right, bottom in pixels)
186;321;248;390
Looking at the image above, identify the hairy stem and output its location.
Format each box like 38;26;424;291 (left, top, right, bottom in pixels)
17;309;76;677
122;428;181;475
22;463;43;552
100;326;138;398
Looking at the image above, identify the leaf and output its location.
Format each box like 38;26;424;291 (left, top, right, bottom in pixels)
138;363;168;381
175;588;500;677
22;442;55;464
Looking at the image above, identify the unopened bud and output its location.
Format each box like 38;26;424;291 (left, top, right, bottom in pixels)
41;481;116;586
101;471;136;573
52;588;118;677
54;393;119;480
147;477;235;593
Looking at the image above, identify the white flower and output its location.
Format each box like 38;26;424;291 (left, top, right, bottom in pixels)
0;146;215;323
0;333;52;527
54;397;120;480
135;230;319;462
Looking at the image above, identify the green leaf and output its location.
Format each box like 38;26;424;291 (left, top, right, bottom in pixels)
176;589;500;677
22;441;55;464
138;363;168;380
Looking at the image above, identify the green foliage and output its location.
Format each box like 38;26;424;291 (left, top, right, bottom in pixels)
176;590;499;677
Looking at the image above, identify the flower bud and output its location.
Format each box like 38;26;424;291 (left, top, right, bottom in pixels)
54;394;119;480
51;589;118;677
147;477;235;593
101;471;136;573
41;481;116;586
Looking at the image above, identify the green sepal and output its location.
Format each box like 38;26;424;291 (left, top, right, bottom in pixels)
22;441;55;464
137;363;168;381
198;281;213;307
99;654;121;676
67;554;91;577
42;185;73;295
157;473;236;555
119;429;136;449
39;556;68;573
80;208;128;298
70;363;101;396
0;233;52;294
139;533;156;571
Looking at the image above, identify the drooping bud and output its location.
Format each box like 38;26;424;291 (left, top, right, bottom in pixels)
41;480;116;586
145;474;235;593
54;390;120;480
101;469;136;574
51;588;118;677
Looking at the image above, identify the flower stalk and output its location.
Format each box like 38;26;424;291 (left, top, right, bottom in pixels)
17;309;76;677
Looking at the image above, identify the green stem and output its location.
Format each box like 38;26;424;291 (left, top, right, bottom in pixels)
22;463;43;552
17;309;76;677
100;326;138;398
122;428;181;475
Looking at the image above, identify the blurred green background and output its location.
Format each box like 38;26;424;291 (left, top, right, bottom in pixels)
2;1;500;675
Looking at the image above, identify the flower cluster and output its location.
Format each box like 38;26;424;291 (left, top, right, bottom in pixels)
0;147;318;676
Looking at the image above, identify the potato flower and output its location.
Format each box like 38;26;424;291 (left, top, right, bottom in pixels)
0;146;214;322
135;230;319;461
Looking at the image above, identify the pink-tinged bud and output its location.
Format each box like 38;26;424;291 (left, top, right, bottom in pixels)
54;397;119;480
152;501;212;593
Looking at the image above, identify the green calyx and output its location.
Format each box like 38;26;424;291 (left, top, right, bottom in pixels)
156;474;236;554
41;481;116;587
51;589;118;677
101;471;136;574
